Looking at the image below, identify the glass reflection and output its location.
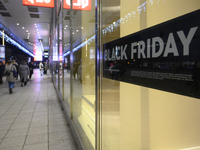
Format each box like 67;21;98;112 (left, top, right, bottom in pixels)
71;1;96;149
100;0;200;150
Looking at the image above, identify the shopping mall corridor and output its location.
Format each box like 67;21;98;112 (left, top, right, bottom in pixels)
0;69;76;150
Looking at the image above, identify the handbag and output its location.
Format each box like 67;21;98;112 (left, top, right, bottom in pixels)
5;71;11;76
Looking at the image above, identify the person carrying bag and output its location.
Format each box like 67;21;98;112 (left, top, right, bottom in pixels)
4;60;17;94
39;62;43;76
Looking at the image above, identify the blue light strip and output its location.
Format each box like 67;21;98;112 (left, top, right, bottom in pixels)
63;0;167;57
63;35;95;57
0;30;34;57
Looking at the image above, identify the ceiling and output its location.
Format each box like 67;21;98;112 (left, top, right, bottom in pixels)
0;0;120;57
0;0;52;54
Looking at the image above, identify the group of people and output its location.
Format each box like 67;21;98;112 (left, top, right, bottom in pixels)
0;60;34;94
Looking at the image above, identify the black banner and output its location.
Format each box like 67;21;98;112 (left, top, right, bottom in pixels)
103;9;200;98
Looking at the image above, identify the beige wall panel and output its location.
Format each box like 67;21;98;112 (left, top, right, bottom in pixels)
120;0;140;37
149;89;200;150
147;0;200;28
120;82;142;150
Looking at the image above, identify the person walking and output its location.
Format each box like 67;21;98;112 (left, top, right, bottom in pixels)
4;60;16;94
39;62;43;76
19;60;30;87
73;62;79;79
0;61;5;84
12;60;19;80
28;61;34;80
43;62;48;75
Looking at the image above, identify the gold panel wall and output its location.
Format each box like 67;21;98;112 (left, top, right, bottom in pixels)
101;0;200;150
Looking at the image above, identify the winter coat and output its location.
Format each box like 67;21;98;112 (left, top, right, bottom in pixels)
4;64;17;82
28;63;34;74
39;63;43;70
19;63;30;82
44;63;48;71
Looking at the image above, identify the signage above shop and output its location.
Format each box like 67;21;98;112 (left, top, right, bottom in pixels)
23;0;54;8
103;10;200;99
63;0;91;11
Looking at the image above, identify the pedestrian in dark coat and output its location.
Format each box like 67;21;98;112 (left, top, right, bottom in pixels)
19;60;30;87
0;61;5;84
4;60;16;94
28;62;34;80
43;62;48;74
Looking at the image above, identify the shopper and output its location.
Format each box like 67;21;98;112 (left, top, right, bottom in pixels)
4;60;17;94
39;62;43;76
44;62;48;75
0;61;5;84
12;60;19;80
28;61;34;80
19;60;30;87
73;62;79;79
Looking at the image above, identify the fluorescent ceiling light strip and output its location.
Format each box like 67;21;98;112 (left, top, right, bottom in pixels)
0;31;34;57
0;23;29;50
63;51;70;56
63;35;95;57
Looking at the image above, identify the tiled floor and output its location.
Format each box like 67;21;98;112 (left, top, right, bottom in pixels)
0;69;76;150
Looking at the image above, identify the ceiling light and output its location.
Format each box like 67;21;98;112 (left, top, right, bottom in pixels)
28;33;30;34
72;32;74;34
17;23;19;25
22;27;25;29
66;25;68;27
26;30;28;32
81;27;83;29
76;30;79;32
64;28;66;30
35;23;37;25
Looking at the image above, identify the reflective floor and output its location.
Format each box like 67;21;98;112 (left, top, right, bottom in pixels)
0;69;76;150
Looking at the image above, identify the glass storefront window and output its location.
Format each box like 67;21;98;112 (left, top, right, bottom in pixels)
63;5;71;115
52;27;59;86
58;10;63;95
71;0;96;149
100;0;200;150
